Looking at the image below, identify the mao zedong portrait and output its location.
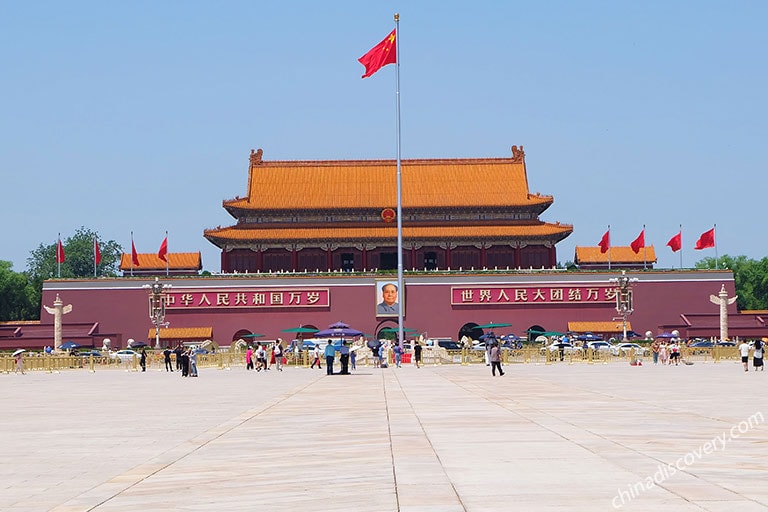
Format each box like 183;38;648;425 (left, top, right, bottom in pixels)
377;283;399;315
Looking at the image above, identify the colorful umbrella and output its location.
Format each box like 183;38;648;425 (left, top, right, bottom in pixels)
477;322;512;329
379;327;418;333
12;349;25;357
281;327;319;333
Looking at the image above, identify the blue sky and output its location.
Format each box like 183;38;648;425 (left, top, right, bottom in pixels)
2;1;766;273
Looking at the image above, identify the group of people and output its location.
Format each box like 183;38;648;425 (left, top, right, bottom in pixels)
650;340;682;365
245;342;285;372
160;345;198;377
739;339;764;372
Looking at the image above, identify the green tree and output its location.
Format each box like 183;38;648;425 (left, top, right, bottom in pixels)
25;227;124;316
0;260;36;320
695;255;768;310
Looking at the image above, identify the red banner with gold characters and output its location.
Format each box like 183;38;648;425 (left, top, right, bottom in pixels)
166;289;330;310
451;286;616;305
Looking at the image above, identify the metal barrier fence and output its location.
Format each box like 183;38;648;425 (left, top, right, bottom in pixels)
0;345;745;374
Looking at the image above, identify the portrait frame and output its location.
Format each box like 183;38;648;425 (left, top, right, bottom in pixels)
375;279;403;317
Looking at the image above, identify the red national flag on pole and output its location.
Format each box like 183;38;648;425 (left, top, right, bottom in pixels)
358;29;397;78
56;239;65;263
158;237;168;262
630;229;645;254
667;231;682;252
598;230;610;254
94;238;102;265
694;228;715;250
131;240;140;266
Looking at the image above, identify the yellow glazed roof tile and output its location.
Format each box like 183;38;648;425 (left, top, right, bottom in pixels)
575;246;657;264
120;252;202;271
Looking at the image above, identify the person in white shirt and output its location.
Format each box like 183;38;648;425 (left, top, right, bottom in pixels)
738;341;752;372
311;344;323;369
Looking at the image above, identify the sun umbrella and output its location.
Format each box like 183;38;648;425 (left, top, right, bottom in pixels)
576;333;603;341
655;332;676;339
12;349;25;357
281;327;320;334
527;330;564;337
315;327;363;337
60;341;80;350
328;321;350;329
242;333;265;338
130;340;148;348
477;322;513;329
379;327;417;333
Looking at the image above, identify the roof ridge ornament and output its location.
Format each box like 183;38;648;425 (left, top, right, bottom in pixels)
249;148;264;168
510;145;525;163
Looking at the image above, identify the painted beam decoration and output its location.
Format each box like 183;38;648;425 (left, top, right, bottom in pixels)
451;286;616;305
166;288;330;310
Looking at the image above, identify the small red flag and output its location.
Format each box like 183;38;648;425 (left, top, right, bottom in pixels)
666;231;682;252
94;238;102;265
358;29;397;78
598;230;610;254
630;229;645;254
131;240;140;266
158;237;168;263
56;239;65;263
694;228;715;250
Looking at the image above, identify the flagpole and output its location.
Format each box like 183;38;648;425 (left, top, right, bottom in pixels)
131;231;134;277
642;224;647;270
57;233;61;278
607;225;611;271
165;230;169;277
93;236;97;278
394;12;404;350
714;223;718;269
679;224;683;270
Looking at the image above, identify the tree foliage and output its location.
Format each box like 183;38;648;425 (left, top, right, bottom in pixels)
695;255;768;310
23;227;124;317
0;260;36;320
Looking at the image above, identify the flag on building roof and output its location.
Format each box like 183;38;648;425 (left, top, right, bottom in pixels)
694;228;715;250
598;229;610;254
358;29;397;78
131;240;140;266
56;237;65;264
630;229;645;254
158;236;168;263
666;231;682;252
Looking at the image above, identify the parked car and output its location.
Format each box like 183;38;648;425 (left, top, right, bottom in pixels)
586;341;613;353
610;343;649;356
76;350;104;357
112;349;139;362
436;340;462;350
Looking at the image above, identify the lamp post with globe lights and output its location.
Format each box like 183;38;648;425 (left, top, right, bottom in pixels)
143;277;171;349
609;271;638;342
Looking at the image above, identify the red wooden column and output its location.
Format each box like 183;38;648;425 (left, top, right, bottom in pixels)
291;247;298;272
257;250;264;272
481;244;487;268
514;246;521;269
326;248;333;271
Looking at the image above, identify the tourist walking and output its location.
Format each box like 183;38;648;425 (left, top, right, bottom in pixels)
669;341;681;366
490;343;504;376
189;349;198;377
246;346;254;370
324;339;335;375
393;343;403;368
651;339;660;364
256;345;267;371
659;342;669;365
739;340;752;372
180;349;190;377
414;341;422;368
339;341;350;374
140;348;147;372
273;341;283;371
174;344;184;371
163;346;174;372
311;344;323;369
14;352;25;374
754;339;764;371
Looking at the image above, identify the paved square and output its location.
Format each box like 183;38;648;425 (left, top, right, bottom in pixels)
1;359;765;511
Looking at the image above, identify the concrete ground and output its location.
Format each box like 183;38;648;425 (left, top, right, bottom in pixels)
1;358;766;512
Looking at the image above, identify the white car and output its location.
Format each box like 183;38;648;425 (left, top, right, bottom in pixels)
112;349;139;362
610;343;649;356
586;341;614;353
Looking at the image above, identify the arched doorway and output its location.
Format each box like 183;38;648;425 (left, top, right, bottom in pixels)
527;324;545;342
458;323;483;343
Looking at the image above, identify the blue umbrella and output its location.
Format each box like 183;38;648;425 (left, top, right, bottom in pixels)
315;327;363;337
60;341;80;350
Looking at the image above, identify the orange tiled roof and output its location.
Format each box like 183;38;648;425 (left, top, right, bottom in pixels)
120;252;202;271
226;155;553;210
204;223;573;242
575;246;657;264
147;327;213;340
568;321;633;333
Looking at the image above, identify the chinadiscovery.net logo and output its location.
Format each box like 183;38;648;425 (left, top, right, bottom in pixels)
612;411;764;509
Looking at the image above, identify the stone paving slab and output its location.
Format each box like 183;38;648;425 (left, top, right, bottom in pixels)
1;359;765;511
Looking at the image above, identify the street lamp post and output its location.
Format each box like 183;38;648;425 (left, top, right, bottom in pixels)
609;271;638;342
144;277;171;349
